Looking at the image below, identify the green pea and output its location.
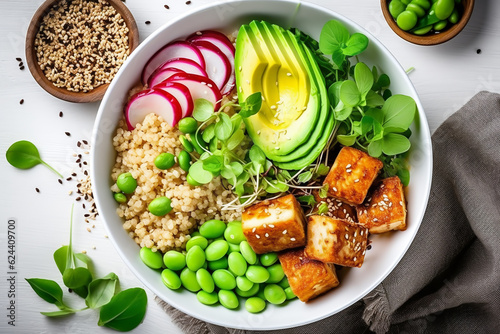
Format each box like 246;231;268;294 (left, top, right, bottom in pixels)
190;132;207;155
208;256;228;271
196;268;215;293
154;152;175;170
433;20;448;31
236;276;254;292
116;172;137;194
212;269;236;290
180;268;201;292
235;283;260;297
186;245;205;271
224;221;245;244
178;150;191;172
148;196;172;216
413;25;433;35
406;3;426;17
246;266;269;283
228;252;247;276
240;241;257;265
278;276;290;289
228;242;240;253
435;0;454;20
196;290;218;305
284;287;297;300
179;135;194;153
245;297;266;313
113;192;127;203
186;235;208;251
264;284;286;305
139;247;163;269
178;117;198;134
448;8;460;24
218;290;239;309
163;250;186;271
265;264;285;284
186;174;201;186
205;239;229;261
389;0;406;19
259;253;278;267
161;269;182;290
397;10;418;31
200;219;226;239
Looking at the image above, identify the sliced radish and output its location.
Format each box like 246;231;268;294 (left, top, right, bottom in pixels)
188;30;236;95
153;58;208;79
167;73;222;110
154;81;194;118
125;88;182;130
190;40;231;92
141;41;205;85
148;67;186;88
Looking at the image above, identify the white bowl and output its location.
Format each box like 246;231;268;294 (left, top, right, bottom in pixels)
91;0;432;330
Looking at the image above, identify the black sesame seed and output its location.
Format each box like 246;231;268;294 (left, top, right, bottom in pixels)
83;161;88;165
367;244;372;250
66;177;72;181
19;62;24;67
68;288;73;293
77;141;82;147
72;173;77;177
76;197;81;201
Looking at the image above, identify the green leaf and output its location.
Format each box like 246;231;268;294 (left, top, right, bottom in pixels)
215;113;233;141
202;123;215;143
62;267;93;290
202;155;224;173
86;273;119;309
365;108;385;124
297;195;317;206
382;133;411;156
368;140;383;157
373;73;390;91
354;62;373;98
248;145;266;167
365;90;385;107
6;140;63;178
319;184;329;198
26;278;64;306
331;49;346;69
337;134;357;146
189;161;214;184
382;95;417;131
265;179;289;194
239;92;262;118
342;33;369;56
397;168;411;187
316;164;330;176
318;202;329;214
297;171;313;183
231;113;243;132
319;20;350;55
360;116;374;136
226;128;245;151
229;161;244;177
41;309;76;317
340;80;361;107
192;99;215;122
54;246;69;275
328;81;343;107
98;288;147;332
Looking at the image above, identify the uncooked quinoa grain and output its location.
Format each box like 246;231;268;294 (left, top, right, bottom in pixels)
34;0;130;93
111;113;241;252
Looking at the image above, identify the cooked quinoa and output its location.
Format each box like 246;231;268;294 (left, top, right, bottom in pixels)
111;113;241;253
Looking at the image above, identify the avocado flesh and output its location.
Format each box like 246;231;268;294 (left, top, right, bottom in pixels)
236;21;320;156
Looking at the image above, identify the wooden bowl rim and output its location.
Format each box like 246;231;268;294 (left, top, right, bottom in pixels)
380;0;475;46
25;0;139;103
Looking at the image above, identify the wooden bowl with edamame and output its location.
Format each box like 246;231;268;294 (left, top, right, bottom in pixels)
381;0;474;45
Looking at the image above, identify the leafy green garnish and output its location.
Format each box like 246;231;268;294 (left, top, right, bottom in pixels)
98;288;147;331
6;140;63;178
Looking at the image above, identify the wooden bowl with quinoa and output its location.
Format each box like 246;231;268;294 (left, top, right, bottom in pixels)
25;0;139;103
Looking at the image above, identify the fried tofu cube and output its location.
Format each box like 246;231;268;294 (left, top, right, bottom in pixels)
305;215;368;268
356;176;407;234
242;194;306;254
278;248;339;302
313;191;358;224
323;146;383;205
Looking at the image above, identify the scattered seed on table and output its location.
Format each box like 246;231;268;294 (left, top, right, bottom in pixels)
59;111;63;117
19;99;24;105
164;4;169;9
145;20;151;24
82;140;88;145
19;62;24;67
16;57;22;62
66;177;72;181
58;179;63;184
19;66;24;70
65;132;71;136
35;188;40;193
186;0;191;4
477;49;482;54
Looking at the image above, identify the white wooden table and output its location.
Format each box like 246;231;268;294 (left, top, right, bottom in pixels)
1;0;498;333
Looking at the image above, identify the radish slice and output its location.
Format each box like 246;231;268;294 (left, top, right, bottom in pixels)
188;31;236;95
148;67;186;88
154;81;194;118
125;88;182;130
152;58;208;80
190;40;231;92
167;73;222;110
141;41;205;85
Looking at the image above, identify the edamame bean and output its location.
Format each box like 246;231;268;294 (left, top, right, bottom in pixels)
113;192;127;203
199;219;226;239
196;268;215;293
246;266;269;283
186;174;201;186
178;117;198;134
264;284;286;305
236;276;254;292
186;235;208;251
278;276;290;289
178;150;191;172
212;269;236;290
180;268;201;292
208;256;228;271
139;247;163;269
266;264;285;284
406;3;426;17
161;269;182;290
259;253;278;267
228;252;247;276
186;245;205;271
413;25;433;35
116;172;137;194
148;196;172;216
235;283;260;297
435;0;454;20
245;297;266;313
401;0;411;4
163;250;186;271
190;132;207;155
154;152;175;170
412;0;431;10
228;242;240;253
179;135;194;153
284;287;297;300
433;20;447;31
224;221;245;244
448;8;460;24
218;290;239;309
196;290;218;305
389;0;406;18
240;241;257;265
205;239;229;261
397;10;418;31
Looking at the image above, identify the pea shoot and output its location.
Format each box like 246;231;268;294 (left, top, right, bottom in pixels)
6;140;63;178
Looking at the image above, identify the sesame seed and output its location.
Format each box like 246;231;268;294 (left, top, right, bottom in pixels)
290;237;296;241
345;233;349;240
252;227;256;233
346;164;351;168
332;187;338;192
286;72;292;76
354;179;360;183
282;229;287;234
19;99;24;105
360;230;364;236
59;111;63;117
265;233;269;237
373;218;378;222
35;187;40;193
238;66;242;71
269;224;274;228
346;169;352;173
256;234;260;239
400;201;403;206
353;257;357;262
164;4;170;9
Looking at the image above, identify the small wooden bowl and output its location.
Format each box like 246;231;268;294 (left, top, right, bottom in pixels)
380;0;474;45
25;0;139;103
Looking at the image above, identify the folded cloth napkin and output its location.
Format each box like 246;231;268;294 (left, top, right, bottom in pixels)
157;91;500;333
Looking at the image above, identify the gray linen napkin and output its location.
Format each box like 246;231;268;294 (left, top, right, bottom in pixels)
157;91;500;333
